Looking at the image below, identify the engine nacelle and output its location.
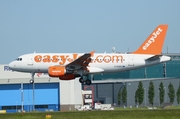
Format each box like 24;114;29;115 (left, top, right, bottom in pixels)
48;66;76;80
59;74;75;80
48;66;66;77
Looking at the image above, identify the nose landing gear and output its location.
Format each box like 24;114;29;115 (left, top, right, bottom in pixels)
29;79;34;84
29;73;35;84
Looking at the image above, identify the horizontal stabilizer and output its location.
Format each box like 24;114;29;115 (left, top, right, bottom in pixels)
145;55;161;61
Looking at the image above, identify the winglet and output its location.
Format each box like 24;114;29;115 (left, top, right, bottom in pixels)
132;24;168;55
90;51;95;57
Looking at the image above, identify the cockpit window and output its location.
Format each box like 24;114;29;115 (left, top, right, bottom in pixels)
16;58;22;61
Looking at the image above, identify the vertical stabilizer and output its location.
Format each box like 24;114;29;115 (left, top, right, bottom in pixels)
132;24;168;55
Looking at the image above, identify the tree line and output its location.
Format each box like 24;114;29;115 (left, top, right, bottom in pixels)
117;81;180;107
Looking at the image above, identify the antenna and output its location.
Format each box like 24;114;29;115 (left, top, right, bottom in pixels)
112;47;115;53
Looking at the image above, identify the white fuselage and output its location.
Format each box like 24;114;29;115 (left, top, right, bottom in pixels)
9;53;171;74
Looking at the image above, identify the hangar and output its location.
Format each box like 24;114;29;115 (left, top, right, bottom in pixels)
0;53;180;112
0;66;82;113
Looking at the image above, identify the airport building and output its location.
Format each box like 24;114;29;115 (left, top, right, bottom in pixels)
0;67;82;113
0;53;180;112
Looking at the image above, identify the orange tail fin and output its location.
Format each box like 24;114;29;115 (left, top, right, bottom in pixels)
132;24;168;55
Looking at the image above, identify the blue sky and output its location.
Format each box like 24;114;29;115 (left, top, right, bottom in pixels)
1;0;180;64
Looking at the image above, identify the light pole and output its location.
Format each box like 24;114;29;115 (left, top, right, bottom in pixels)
124;83;126;108
144;88;146;107
126;82;131;108
158;90;160;107
20;82;24;113
33;82;35;111
164;87;166;102
16;101;17;112
144;67;147;78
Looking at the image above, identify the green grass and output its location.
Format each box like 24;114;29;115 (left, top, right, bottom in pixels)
0;109;180;119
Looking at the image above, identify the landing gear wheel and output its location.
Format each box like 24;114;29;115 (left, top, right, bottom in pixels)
30;72;35;84
85;79;92;85
29;79;34;84
79;77;84;84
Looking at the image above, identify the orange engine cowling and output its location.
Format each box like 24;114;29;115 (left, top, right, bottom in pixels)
48;66;66;77
59;74;75;80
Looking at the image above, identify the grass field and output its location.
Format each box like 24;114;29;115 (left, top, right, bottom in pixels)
0;109;180;119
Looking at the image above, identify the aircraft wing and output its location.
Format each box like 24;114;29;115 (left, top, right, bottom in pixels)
66;51;95;71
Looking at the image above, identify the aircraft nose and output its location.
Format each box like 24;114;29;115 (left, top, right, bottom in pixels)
9;61;15;70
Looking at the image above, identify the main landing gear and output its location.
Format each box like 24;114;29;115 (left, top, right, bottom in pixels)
29;73;35;84
79;77;92;85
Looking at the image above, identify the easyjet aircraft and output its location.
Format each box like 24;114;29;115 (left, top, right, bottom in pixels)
9;24;170;85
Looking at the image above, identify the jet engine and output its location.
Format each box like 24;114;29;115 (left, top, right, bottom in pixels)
48;66;66;77
48;66;76;80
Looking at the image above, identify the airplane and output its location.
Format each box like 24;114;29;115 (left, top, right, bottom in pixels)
9;24;171;85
